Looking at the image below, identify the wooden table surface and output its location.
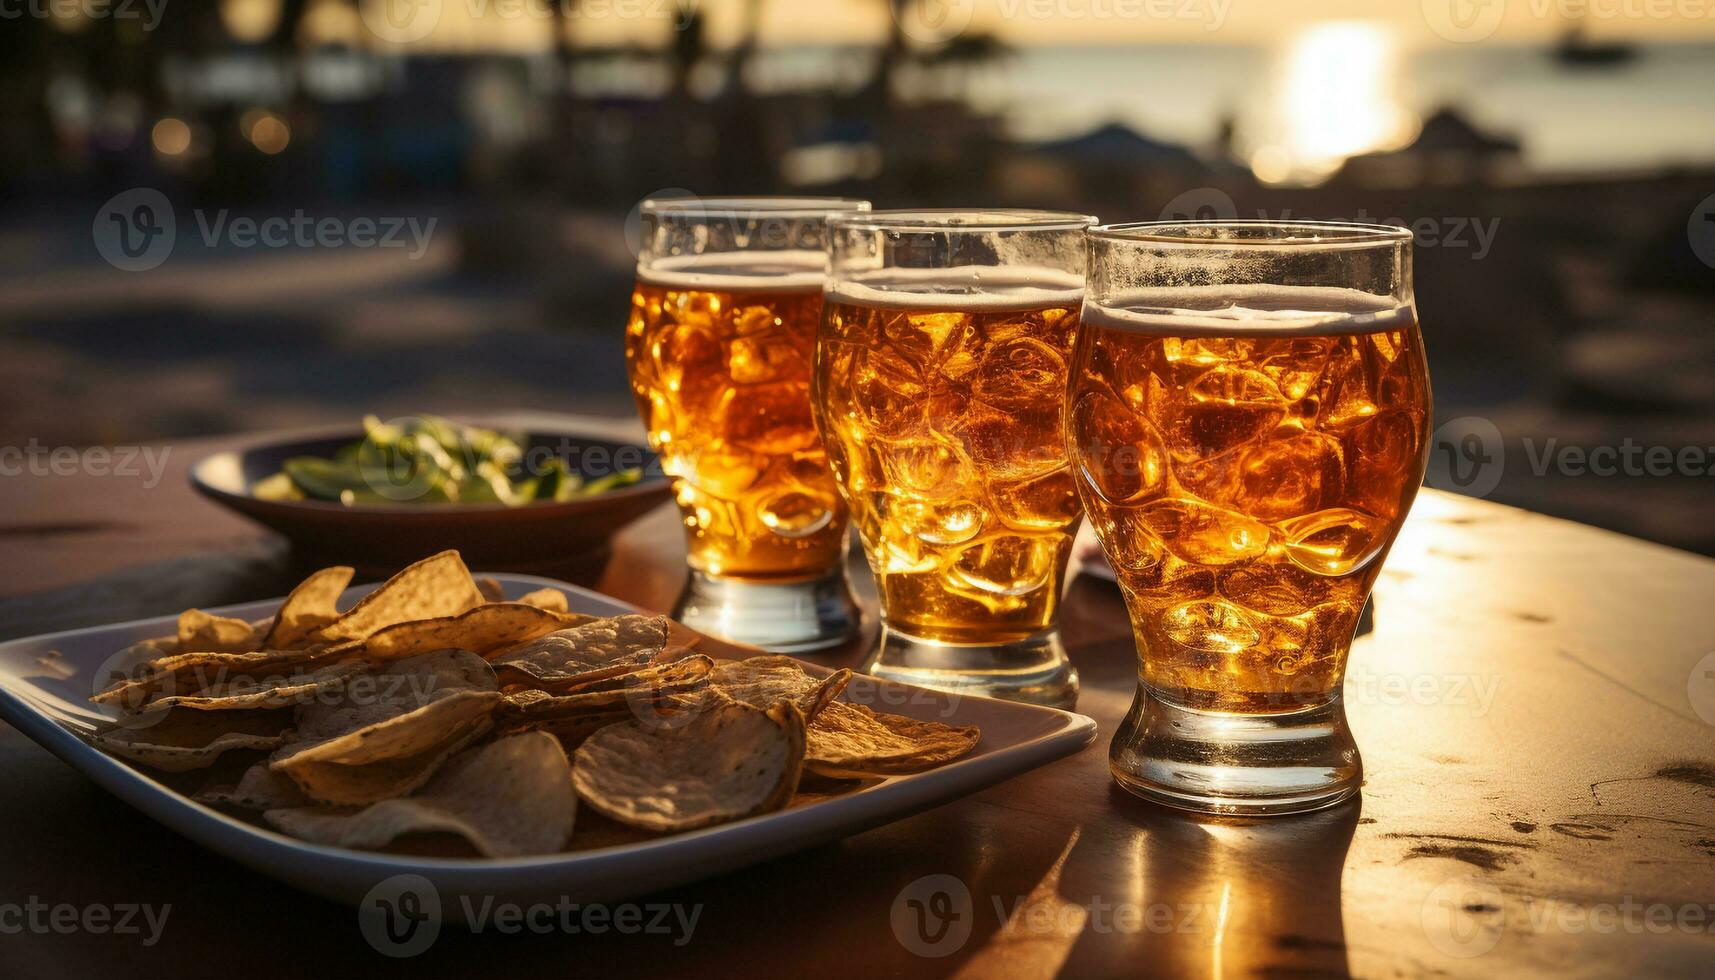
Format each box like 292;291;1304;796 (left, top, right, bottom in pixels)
2;420;1712;979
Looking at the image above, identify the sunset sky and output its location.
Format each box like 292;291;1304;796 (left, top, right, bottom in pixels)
227;0;1715;51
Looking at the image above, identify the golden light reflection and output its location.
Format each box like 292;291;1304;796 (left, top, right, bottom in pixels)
242;109;291;154
301;0;362;47
221;0;281;44
150;118;193;157
951;829;1085;979
1255;21;1417;184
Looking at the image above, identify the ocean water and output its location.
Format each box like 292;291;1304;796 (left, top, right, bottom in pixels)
754;42;1715;175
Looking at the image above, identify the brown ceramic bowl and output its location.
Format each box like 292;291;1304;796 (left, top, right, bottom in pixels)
190;426;671;573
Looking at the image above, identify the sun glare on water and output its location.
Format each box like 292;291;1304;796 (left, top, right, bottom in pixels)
1250;21;1417;185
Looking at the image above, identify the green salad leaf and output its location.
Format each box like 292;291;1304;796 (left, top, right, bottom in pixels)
253;415;643;507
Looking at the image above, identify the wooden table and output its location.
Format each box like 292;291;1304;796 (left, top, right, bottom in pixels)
2;422;1712;978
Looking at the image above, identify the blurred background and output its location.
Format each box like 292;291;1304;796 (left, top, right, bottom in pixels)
2;0;1712;553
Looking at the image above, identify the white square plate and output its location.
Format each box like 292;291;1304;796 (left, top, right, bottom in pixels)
0;575;1096;922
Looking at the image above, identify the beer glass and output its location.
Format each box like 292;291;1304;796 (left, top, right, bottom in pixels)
626;196;869;651
815;210;1097;708
1069;221;1431;814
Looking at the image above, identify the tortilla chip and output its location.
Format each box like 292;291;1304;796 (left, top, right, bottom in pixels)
198;760;313;810
262;565;354;648
805;701;980;778
286;650;497;748
360;603;588;662
264;732;576;858
500;655;713;725
572;699;806;832
711;657;850;722
178;609;262;654
270;650;501;804
310;550;485;643
516;588;569;613
150;661;371;712
490;615;669;687
274;716;493;805
91;649;340;711
89;707;293;772
475;577;506;603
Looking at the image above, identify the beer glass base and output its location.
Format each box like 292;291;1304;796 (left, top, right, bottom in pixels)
672;568;859;654
1109;686;1361;816
861;627;1079;710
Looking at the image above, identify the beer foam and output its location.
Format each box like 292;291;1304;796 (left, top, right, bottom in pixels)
824;266;1084;311
1083;285;1414;337
637;251;826;292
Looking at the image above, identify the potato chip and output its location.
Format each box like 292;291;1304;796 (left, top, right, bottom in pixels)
490;615;669;688
573;698;806;832
198;760;313;810
516;588;569;613
262;565;354;648
311;550;485;643
91;650;343;711
275;716;493;805
89;707;292;772
711;656;851;722
264;732;576;858
177;609;262;654
805;701;980;779
150;661;371;713
360;603;588;662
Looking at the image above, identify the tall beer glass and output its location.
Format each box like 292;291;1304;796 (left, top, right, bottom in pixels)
816;210;1096;708
1069;221;1431;813
627;197;868;651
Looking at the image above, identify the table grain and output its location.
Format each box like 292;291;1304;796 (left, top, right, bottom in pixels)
1;422;1711;979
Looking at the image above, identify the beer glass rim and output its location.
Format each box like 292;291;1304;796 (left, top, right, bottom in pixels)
829;209;1099;233
641;196;871;219
1090;219;1413;249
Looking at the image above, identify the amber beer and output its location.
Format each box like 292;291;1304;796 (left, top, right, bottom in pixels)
816;277;1084;645
626;261;847;579
1068;290;1431;713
